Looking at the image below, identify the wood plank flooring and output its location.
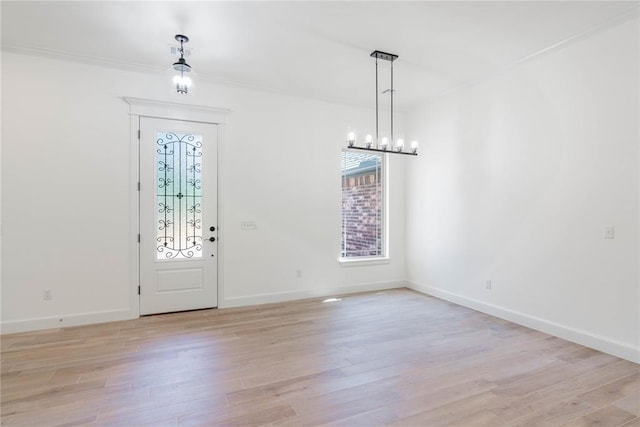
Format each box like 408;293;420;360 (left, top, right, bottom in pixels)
1;289;638;426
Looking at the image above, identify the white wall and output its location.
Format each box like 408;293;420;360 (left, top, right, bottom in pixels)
406;16;639;362
1;52;407;332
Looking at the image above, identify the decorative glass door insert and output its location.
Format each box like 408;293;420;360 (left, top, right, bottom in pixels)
156;131;203;259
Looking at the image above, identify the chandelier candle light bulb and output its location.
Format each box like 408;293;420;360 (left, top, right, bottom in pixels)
365;134;373;148
395;139;404;152
381;137;389;150
411;140;419;154
347;132;356;147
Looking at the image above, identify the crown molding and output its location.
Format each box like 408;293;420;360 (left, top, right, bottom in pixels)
411;4;640;110
2;40;382;111
1;42;160;74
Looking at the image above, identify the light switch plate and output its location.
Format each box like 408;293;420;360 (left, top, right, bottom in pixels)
241;221;257;231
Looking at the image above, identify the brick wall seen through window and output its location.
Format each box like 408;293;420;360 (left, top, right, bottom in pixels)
341;151;384;258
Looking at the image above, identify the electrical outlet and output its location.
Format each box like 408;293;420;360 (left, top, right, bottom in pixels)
43;289;52;300
485;280;492;290
604;226;615;239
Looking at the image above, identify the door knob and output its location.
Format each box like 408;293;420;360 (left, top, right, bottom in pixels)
209;226;216;232
209;237;216;242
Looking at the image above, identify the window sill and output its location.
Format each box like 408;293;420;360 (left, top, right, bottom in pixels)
338;257;391;267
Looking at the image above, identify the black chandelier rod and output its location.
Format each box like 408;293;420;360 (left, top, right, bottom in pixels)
390;58;394;145
375;57;379;147
370;50;399;147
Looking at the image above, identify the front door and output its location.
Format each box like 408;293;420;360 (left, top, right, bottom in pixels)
139;117;218;315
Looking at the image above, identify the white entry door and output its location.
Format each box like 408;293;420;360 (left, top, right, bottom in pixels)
139;117;218;315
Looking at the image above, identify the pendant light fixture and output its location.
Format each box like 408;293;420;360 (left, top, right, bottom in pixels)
346;50;418;156
171;34;192;94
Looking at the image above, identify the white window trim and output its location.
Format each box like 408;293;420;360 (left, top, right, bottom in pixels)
339;149;389;264
338;256;391;267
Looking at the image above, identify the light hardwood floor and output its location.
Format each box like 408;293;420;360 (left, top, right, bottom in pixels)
1;289;638;426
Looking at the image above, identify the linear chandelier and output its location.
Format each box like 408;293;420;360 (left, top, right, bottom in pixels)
347;50;418;156
171;34;192;94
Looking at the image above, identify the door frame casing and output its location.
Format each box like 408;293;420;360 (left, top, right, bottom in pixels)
123;97;230;318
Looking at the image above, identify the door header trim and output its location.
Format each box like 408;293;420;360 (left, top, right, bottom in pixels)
123;97;231;124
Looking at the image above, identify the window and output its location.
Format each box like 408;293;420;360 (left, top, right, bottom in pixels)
156;131;203;260
341;150;385;259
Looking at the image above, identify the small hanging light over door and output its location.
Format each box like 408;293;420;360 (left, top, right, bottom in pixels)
171;34;192;94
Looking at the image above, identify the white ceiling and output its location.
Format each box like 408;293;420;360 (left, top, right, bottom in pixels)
2;1;638;109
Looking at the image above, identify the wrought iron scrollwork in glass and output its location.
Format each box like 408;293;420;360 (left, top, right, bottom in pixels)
156;131;203;259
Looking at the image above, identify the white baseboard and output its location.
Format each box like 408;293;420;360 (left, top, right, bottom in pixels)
1;308;137;335
221;280;406;308
408;282;640;364
1;282;405;334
